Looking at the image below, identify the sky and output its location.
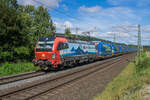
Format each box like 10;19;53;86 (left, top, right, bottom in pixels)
17;0;150;45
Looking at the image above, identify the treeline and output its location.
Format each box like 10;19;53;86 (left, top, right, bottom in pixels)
0;0;56;62
143;46;150;51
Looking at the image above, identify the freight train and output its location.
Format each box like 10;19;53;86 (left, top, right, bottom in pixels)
32;36;137;70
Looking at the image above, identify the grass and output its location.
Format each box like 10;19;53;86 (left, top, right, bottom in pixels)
0;62;40;77
93;52;150;100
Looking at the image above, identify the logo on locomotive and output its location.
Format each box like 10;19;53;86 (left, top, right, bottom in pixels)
103;45;111;51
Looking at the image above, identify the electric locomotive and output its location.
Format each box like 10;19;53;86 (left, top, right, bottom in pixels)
32;36;97;70
32;36;137;71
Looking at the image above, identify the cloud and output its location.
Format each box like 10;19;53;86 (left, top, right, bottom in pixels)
78;6;137;21
50;2;147;45
54;21;73;33
108;0;150;7
85;31;137;45
17;0;62;8
18;0;38;6
79;5;101;13
54;21;72;29
142;25;150;33
70;6;138;44
64;21;73;28
76;6;138;36
111;23;150;45
104;7;136;19
112;22;138;33
54;22;64;29
76;6;138;35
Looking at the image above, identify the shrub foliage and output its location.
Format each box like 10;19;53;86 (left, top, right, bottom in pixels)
135;52;150;73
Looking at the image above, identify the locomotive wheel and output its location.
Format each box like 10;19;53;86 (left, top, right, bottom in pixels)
41;65;50;71
58;64;64;70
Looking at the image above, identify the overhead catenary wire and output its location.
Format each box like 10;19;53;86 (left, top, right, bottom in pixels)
111;24;141;45
34;0;92;27
34;0;144;46
34;0;104;38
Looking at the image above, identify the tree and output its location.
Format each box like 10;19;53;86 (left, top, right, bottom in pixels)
0;0;30;61
17;5;56;59
0;0;18;9
19;5;56;39
49;20;56;36
34;6;56;38
65;28;72;38
0;1;56;62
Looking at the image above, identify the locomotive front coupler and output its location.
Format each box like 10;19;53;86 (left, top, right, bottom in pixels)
38;60;52;66
45;60;52;66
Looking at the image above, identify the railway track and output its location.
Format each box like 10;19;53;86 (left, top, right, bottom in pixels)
0;70;46;85
0;53;135;100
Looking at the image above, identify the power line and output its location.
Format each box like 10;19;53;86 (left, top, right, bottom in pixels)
111;25;140;45
34;0;105;37
34;0;144;47
112;25;137;37
34;0;91;26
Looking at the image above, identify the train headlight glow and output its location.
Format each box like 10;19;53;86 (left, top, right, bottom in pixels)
42;54;45;57
52;53;56;59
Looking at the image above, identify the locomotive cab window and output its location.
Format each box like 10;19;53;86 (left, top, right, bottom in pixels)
63;43;69;49
36;41;54;52
57;42;69;50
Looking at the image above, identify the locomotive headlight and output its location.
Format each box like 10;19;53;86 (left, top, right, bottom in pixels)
52;53;56;59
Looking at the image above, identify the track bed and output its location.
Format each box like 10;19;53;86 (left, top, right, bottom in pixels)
0;53;136;100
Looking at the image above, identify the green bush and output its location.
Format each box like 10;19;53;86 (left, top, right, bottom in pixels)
14;46;30;59
0;51;13;62
135;52;150;73
0;62;40;76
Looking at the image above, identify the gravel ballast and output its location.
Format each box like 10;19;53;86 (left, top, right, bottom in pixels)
35;53;136;100
0;57;118;90
0;53;136;100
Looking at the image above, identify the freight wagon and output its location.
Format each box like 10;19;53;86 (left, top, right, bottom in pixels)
112;44;120;55
93;41;112;58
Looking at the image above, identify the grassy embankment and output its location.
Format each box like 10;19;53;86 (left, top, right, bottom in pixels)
93;52;150;100
0;62;40;77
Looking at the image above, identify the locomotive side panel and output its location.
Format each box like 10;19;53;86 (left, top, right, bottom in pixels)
59;41;97;66
97;42;112;57
112;44;120;55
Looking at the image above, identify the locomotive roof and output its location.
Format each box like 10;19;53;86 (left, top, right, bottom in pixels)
68;39;95;45
39;36;56;41
39;36;95;45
